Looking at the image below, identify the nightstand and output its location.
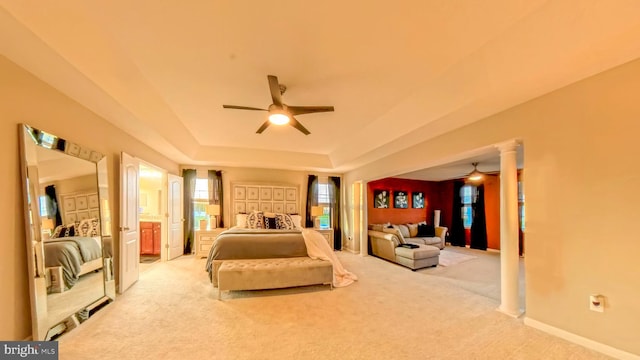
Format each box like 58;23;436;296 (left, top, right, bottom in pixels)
314;228;334;248
195;228;227;258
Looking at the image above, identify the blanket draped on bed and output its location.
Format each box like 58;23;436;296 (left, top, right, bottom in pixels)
301;229;357;287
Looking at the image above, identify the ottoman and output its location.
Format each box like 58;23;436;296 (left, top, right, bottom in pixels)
394;244;440;270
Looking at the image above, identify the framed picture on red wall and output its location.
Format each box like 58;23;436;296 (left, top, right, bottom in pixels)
373;189;389;208
394;191;408;208
412;192;424;208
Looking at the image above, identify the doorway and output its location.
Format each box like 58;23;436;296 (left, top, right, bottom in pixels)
119;152;183;294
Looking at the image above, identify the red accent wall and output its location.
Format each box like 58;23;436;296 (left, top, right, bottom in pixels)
483;175;501;250
367;178;445;225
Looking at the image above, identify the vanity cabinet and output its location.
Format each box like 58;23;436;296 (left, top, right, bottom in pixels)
140;221;161;255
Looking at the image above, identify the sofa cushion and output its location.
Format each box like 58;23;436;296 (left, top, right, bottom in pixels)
395;244;440;260
407;223;418;237
369;223;385;232
383;227;406;244
393;224;411;238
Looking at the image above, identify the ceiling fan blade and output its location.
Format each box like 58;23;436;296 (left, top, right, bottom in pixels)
287;106;335;116
223;105;268;111
267;75;283;107
256;120;271;134
289;116;310;135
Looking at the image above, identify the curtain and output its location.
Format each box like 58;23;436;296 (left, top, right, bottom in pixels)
470;184;488;250
329;176;341;250
305;175;318;228
207;170;224;228
449;180;466;247
182;169;197;254
44;185;62;227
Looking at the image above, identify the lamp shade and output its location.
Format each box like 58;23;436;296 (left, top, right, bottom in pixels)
206;204;221;216
311;206;324;217
42;218;54;230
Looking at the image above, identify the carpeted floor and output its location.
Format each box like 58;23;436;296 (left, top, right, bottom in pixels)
57;249;612;360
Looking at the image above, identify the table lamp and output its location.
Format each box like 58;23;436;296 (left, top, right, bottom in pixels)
311;206;324;229
41;218;55;238
206;204;221;229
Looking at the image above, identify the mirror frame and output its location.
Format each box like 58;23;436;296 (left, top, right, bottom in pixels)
18;124;115;340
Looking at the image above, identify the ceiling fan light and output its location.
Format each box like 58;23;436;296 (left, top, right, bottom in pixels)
268;113;290;125
468;172;483;181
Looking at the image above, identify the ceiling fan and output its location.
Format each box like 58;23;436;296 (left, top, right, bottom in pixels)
222;75;334;135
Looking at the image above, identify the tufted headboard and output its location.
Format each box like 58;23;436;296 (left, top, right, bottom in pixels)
231;182;300;226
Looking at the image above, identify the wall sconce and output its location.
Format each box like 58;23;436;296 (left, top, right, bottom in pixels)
206;204;221;229
311;206;324;229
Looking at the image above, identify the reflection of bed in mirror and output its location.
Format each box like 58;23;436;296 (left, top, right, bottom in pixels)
19;124;115;341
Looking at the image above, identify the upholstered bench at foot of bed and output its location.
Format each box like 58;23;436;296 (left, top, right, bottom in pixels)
217;257;333;299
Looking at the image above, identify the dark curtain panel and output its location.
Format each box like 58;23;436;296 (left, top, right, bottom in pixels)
449;180;466;247
305;175;318;228
329;176;341;250
44;185;62;227
207;170;224;228
470;184;488;250
182;169;197;254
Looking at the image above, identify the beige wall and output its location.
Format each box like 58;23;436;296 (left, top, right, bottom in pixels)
344;58;640;354
0;56;179;340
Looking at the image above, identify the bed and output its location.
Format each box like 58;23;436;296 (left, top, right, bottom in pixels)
45;219;103;290
205;227;307;287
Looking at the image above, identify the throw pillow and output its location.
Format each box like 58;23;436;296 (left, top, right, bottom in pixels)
76;218;100;237
236;214;248;228
246;211;264;229
417;224;428;237
263;216;278;229
423;224;436;237
407;223;418;237
289;214;302;229
275;213;295;229
52;223;76;238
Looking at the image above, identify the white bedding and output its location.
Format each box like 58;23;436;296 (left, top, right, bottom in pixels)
301;229;357;287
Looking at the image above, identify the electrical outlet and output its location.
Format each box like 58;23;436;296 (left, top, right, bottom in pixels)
590;294;604;312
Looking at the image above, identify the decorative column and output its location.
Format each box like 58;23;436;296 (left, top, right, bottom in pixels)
497;140;522;317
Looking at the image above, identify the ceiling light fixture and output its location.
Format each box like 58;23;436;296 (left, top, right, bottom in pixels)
268;111;290;125
467;162;484;182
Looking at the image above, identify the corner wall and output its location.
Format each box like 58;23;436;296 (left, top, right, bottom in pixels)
0;56;179;340
344;58;640;355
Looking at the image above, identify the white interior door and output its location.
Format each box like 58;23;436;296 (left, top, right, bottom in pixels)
167;173;184;260
119;152;140;293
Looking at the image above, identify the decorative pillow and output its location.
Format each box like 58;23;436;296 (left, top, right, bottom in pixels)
417;223;435;237
236;214;248;228
393;224;411;239
369;224;384;232
76;218;100;237
407;223;418;237
51;223;76;238
383;227;405;244
246;211;264;229
289;214;302;229
275;213;295;229
263;215;278;229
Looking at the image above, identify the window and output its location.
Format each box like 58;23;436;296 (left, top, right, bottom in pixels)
460;185;477;229
194;178;209;230
316;180;331;229
39;195;49;217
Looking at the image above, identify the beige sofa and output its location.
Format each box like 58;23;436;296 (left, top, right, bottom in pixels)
367;223;448;270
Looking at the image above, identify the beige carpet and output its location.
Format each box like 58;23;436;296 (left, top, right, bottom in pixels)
57;251;612;360
437;248;477;267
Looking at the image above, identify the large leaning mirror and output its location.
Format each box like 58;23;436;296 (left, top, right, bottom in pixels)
19;124;115;341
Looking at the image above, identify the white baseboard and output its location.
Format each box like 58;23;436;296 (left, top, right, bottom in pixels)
524;317;640;360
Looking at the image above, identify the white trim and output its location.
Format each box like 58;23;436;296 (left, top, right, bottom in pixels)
524;317;640;360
